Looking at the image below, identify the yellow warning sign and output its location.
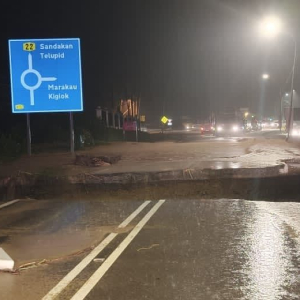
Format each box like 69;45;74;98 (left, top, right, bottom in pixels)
161;116;168;124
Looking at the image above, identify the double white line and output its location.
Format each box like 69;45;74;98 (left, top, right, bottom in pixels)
43;199;165;300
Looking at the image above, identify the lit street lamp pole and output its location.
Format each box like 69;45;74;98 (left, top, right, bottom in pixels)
259;16;297;140
261;73;283;131
287;38;297;140
279;89;283;132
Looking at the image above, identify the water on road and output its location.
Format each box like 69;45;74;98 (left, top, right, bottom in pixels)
1;198;300;300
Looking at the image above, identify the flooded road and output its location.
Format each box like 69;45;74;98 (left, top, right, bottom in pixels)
1;198;300;299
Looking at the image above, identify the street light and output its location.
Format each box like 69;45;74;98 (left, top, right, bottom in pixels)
259;15;297;139
259;16;282;39
261;73;284;131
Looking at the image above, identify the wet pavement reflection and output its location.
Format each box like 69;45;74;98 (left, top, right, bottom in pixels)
212;161;241;169
247;207;295;299
1;199;300;300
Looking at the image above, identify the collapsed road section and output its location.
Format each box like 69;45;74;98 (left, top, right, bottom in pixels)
1;166;300;202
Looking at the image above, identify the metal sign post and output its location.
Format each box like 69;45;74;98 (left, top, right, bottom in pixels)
161;116;168;134
69;112;75;154
26;113;31;156
135;120;138;142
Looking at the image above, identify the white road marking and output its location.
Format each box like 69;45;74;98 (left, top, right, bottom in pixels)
70;199;165;300
42;200;151;300
118;200;151;228
0;247;14;271
0;199;20;210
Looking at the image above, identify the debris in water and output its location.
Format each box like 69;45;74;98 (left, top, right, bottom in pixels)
74;155;121;167
137;244;160;252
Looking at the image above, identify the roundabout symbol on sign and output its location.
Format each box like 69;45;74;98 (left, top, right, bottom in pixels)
20;53;57;106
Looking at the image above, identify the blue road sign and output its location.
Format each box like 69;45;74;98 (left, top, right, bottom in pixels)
8;38;83;113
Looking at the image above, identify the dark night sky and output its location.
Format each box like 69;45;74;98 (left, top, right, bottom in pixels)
1;0;300;127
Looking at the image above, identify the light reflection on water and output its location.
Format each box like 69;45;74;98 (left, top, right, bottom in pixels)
247;206;289;300
213;161;241;169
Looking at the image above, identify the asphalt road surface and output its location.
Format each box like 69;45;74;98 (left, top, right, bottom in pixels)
1;197;300;300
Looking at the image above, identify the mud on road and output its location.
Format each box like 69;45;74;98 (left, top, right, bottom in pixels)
1;171;300;202
64;176;300;202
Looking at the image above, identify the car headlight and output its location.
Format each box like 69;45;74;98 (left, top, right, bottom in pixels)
217;126;223;131
292;129;300;136
200;127;204;130
232;125;239;131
